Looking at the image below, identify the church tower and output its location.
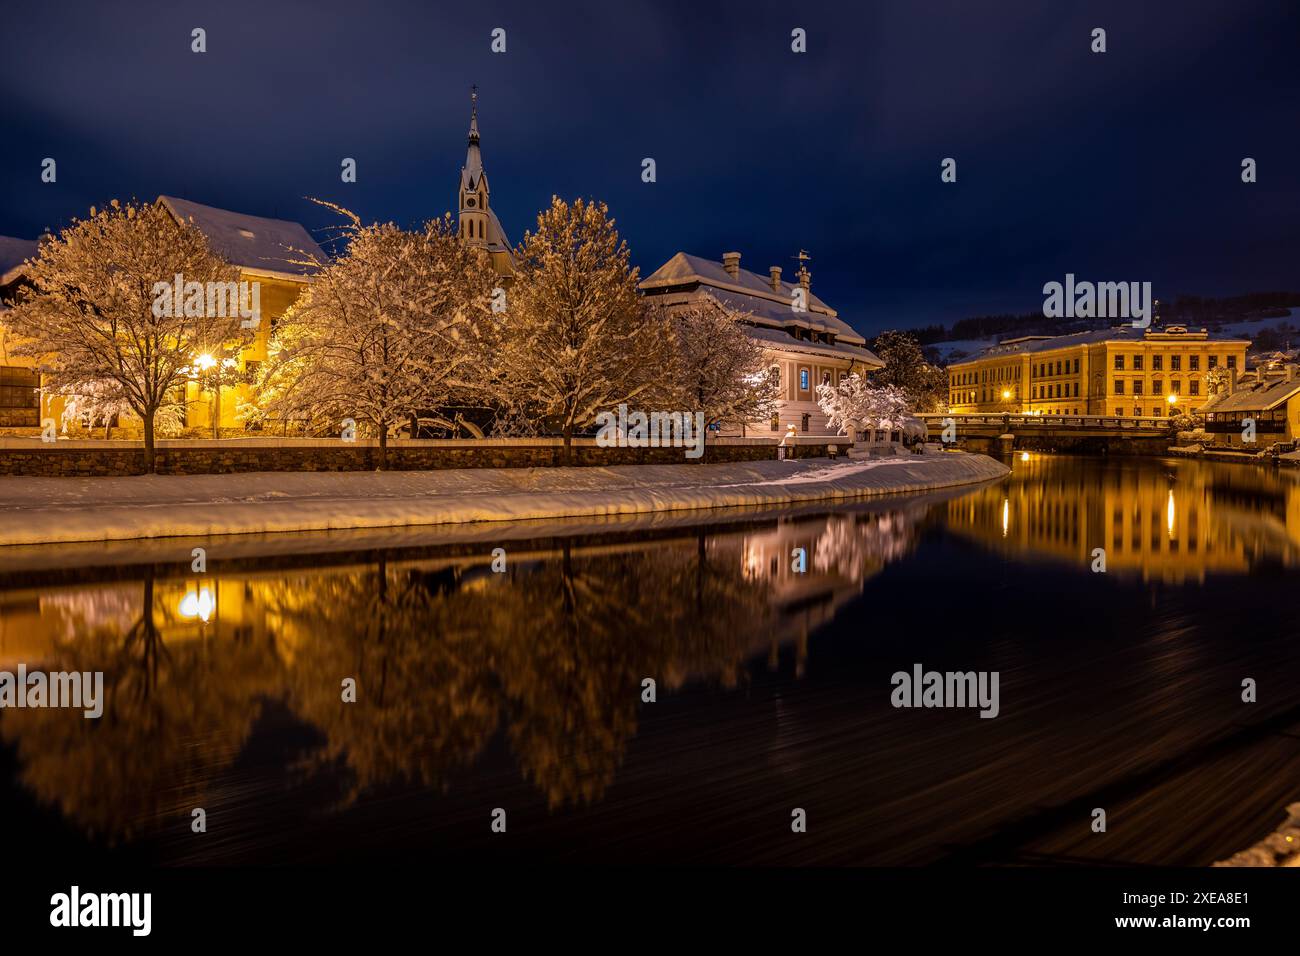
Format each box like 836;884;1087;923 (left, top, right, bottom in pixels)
459;87;490;248
457;87;513;277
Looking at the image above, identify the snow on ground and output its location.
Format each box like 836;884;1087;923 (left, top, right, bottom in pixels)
0;454;1008;546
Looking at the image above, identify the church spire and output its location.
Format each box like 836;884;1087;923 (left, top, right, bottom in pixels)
459;86;490;248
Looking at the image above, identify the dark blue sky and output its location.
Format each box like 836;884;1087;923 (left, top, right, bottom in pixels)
2;0;1298;334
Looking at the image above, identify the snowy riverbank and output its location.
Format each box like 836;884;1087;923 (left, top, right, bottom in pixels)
0;452;1009;546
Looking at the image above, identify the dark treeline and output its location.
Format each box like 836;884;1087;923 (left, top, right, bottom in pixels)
912;292;1300;346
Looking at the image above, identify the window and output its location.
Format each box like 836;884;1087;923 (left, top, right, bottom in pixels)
1073;358;1080;374
1171;355;1182;371
1208;355;1218;369
1152;355;1163;371
1190;381;1200;396
1153;380;1163;395
1133;380;1144;395
1073;383;1079;397
1114;379;1125;394
0;367;39;409
1055;384;1062;397
1133;355;1144;370
1172;380;1182;394
1056;361;1063;375
1228;355;1238;370
770;413;780;431
1114;354;1124;370
1134;407;1142;417
1190;355;1200;371
821;371;831;385
799;368;809;391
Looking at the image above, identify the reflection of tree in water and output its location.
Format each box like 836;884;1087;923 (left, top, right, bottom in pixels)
279;562;501;805
278;541;772;810
810;511;918;581
0;574;285;843
2;513;919;836
487;538;772;808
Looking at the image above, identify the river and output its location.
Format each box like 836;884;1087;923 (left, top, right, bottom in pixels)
1;453;1298;865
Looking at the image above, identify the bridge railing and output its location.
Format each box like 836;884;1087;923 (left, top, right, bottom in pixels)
917;414;1173;432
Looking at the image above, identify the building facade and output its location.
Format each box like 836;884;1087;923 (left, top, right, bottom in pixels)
639;252;883;436
1199;363;1300;449
947;326;1249;418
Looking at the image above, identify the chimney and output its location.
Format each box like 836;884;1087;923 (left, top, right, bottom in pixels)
769;266;782;292
722;251;741;280
1229;367;1239;392
798;265;811;293
1287;363;1297;383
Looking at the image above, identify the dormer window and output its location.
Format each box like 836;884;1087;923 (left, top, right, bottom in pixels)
237;228;255;239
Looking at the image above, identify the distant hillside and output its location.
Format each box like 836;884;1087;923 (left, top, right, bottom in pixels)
919;292;1300;364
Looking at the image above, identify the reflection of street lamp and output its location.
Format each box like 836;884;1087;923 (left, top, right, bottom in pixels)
179;588;214;623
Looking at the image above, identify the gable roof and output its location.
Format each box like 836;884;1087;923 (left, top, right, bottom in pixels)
158;196;327;280
640;252;866;346
0;236;39;286
1201;374;1300;413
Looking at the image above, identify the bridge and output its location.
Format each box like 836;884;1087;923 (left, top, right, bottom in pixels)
916;413;1175;453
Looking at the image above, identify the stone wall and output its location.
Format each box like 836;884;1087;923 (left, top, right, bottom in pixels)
958;434;1173;456
0;437;834;477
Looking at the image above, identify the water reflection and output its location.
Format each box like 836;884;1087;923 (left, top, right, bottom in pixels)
946;454;1300;581
0;506;922;841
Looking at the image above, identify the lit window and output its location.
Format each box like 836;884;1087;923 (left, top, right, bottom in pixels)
799;369;809;391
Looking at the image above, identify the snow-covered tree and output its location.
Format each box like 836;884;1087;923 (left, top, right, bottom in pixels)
252;208;497;469
488;197;660;459
816;373;912;446
660;295;780;432
4;199;247;470
52;379;187;439
870;330;948;412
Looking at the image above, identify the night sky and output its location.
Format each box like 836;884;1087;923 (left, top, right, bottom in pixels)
2;0;1298;334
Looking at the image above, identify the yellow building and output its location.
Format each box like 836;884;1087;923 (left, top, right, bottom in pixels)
947;326;1249;418
1;94;513;438
0;199;325;436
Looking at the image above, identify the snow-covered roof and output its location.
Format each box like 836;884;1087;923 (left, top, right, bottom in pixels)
745;324;882;364
1200;374;1300;413
0;236;39;286
158;196;327;280
486;208;513;257
640;252;867;346
955;327;1250;363
640;251;881;366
